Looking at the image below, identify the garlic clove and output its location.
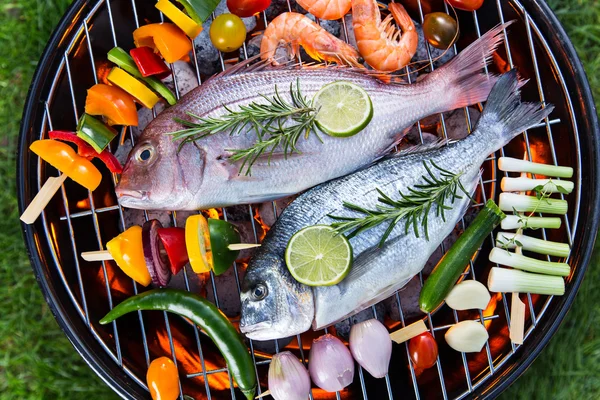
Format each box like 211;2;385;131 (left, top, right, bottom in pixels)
445;320;489;353
349;319;392;378
445;280;491;310
268;351;311;400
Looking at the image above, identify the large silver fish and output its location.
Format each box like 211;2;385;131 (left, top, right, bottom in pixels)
116;25;509;210
239;71;554;340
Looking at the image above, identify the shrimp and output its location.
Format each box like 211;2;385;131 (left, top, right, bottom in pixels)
261;12;362;67
352;1;418;71
296;0;351;20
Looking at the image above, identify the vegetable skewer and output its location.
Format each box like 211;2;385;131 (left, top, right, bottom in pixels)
81;244;260;261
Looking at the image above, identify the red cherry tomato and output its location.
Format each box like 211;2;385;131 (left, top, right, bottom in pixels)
445;0;484;12
227;0;271;18
408;332;438;370
147;357;180;400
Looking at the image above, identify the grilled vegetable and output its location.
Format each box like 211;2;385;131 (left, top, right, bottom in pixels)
488;248;570;276
157;227;189;274
487;267;565;295
185;215;212;273
30;140;102;191
76;113;118;153
495;232;571;257
445;0;484;11
500;177;574;194
500;214;561;230
142;219;172;286
349;319;392;378
133;23;191;63
445;280;491;310
156;0;203;38
209;14;247;52
100;289;257;399
85;84;138;126
175;0;220;24
309;334;354;392
147;357;180;400
106;226;152;286
268;352;311;400
107;68;161;109
445;320;489;353
130;46;171;79
499;193;568;215
498;156;573;178
408;332;438;370
48;131;123;173
423;13;458;50
107;47;176;105
208;218;241;275
227;0;271;18
419;200;505;313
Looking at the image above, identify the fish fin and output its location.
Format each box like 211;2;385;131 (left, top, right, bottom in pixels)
391;137;453;157
422;22;515;110
475;70;554;146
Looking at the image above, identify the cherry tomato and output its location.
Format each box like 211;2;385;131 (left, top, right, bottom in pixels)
227;0;271;18
445;0;484;12
408;332;438;370
209;13;247;52
422;12;459;50
147;357;180;400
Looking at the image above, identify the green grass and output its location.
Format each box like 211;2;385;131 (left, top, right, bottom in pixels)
0;0;598;399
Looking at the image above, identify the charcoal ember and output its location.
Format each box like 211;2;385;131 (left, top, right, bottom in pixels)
403;127;438;146
241;34;263;60
384;276;424;321
232;220;262;260
303;13;341;37
223;205;251;222
248;336;295;353
122;208;148;228
266;0;296;20
215;0;257;32
174;211;197;227
438;107;481;140
131;106;163;138
413;22;456;68
163;61;199;97
334;302;386;340
206;264;246;317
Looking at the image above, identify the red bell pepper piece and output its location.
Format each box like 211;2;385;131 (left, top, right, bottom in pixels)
49;131;123;174
157;227;189;275
130;47;171;79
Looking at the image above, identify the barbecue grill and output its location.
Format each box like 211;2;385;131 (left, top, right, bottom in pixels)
17;0;600;399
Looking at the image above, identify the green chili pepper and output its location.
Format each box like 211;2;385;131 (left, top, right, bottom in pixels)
176;0;220;24
100;289;256;399
107;47;176;106
76;113;117;153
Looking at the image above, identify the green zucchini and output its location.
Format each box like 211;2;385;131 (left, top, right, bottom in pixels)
419;200;505;313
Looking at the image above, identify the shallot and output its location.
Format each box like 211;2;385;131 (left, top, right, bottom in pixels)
349;319;392;378
268;351;311;400
309;334;354;392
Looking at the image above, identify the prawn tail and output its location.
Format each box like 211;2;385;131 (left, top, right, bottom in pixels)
424;21;514;111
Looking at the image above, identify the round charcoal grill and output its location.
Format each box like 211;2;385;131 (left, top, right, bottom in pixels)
17;0;600;399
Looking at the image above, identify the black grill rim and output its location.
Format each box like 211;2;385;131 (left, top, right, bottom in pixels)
16;0;600;399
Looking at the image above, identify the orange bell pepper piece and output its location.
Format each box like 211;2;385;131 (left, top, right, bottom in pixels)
85;84;139;126
133;23;192;63
106;226;152;286
29;140;102;191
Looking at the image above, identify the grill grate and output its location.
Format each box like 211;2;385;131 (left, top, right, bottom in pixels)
26;0;586;398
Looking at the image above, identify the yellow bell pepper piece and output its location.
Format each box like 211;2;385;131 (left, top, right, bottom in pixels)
133;23;192;64
29;139;102;191
106;226;151;286
155;0;203;39
185;215;213;273
107;68;160;109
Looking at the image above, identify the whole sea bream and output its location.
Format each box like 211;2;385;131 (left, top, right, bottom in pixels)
116;25;509;210
239;71;554;340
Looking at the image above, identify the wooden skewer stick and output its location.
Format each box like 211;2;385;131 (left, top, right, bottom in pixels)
81;243;261;262
255;390;271;399
20;174;68;224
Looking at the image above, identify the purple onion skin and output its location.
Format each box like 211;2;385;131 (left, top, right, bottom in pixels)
142;219;171;287
309;334;354;392
268;351;311;400
349;319;392;378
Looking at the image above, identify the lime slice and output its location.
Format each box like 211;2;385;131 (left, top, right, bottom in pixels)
285;225;353;286
313;81;373;137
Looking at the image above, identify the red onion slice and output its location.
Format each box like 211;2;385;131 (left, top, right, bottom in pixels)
142;219;171;287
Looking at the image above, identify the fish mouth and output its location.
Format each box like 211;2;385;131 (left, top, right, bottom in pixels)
115;188;149;207
239;320;273;340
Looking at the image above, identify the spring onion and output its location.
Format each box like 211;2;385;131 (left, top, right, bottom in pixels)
489;248;570;276
498;157;573;178
500;214;562;230
496;232;570;257
499;193;568;215
488;267;565;295
500;177;574;194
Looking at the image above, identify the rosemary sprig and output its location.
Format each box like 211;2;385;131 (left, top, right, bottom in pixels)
329;161;473;247
169;79;320;175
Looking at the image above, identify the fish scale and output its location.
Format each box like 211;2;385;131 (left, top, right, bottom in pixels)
116;24;509;210
239;71;555;340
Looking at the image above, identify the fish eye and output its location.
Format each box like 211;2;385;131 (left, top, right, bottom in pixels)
135;143;156;164
251;283;268;301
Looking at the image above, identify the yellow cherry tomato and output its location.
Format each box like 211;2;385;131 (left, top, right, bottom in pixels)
185;214;213;273
106;226;151;286
29;139;102;191
147;357;180;400
209;14;247;52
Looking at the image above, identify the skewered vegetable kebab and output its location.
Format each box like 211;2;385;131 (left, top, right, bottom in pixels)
81;215;260;287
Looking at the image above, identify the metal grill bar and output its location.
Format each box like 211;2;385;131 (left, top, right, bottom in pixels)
33;0;583;398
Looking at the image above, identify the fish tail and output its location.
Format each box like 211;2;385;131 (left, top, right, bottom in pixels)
476;70;554;146
424;22;512;110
